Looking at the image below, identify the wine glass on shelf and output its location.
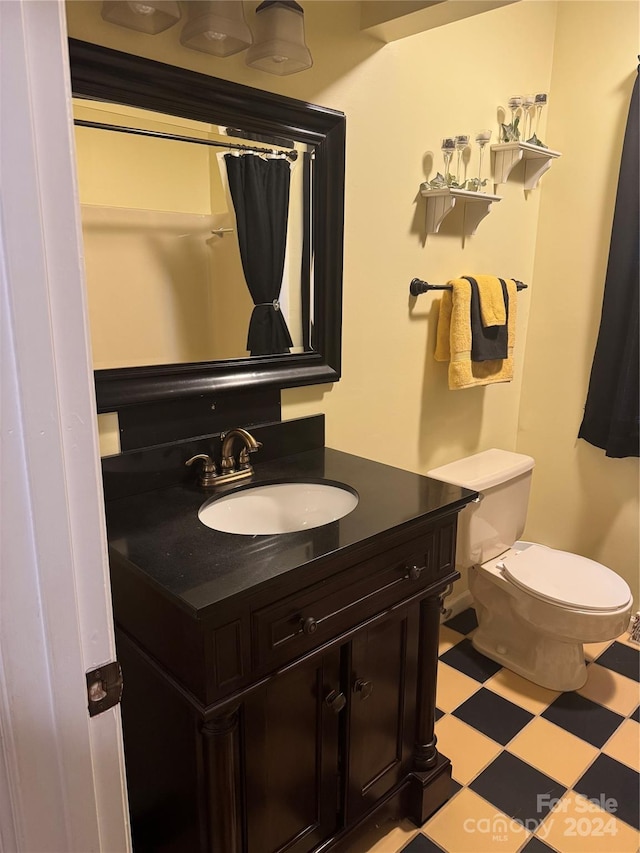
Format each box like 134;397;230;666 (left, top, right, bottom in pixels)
454;135;470;185
475;130;492;191
534;93;548;139
441;137;456;181
505;96;522;141
522;94;535;141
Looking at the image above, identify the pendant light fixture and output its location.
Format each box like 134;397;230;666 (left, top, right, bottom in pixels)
101;1;181;34
246;1;312;76
180;1;253;57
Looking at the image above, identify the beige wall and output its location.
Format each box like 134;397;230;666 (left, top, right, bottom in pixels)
281;0;557;481
67;1;638;604
516;1;639;605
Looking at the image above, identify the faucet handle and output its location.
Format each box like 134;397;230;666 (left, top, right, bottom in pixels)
237;441;263;470
185;454;219;487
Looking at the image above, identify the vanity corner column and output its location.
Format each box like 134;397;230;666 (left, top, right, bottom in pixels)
201;705;243;853
407;583;455;825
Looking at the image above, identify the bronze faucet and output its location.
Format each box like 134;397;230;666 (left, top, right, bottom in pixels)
186;427;262;488
220;427;262;475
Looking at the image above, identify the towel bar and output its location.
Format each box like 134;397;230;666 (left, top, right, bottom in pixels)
410;277;528;297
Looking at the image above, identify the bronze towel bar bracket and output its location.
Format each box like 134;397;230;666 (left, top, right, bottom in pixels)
410;278;528;296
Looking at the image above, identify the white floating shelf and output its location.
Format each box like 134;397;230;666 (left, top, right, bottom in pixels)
491;142;561;190
419;186;502;236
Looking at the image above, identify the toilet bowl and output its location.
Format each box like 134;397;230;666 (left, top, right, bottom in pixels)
427;450;633;691
470;541;632;690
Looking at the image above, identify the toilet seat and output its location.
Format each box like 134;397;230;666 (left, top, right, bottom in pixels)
497;544;632;612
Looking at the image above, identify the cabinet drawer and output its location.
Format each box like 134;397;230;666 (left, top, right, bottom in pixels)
252;520;455;669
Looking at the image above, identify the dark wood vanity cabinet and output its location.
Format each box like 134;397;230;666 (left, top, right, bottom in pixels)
111;510;461;853
346;604;420;824
243;649;341;853
241;605;422;853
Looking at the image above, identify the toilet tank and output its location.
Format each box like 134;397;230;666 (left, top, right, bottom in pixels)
427;449;535;568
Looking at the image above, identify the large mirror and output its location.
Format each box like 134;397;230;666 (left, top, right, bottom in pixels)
68;39;345;412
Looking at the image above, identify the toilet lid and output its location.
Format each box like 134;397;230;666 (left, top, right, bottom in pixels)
499;545;632;612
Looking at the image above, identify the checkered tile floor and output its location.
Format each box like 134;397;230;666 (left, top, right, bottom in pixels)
350;608;640;853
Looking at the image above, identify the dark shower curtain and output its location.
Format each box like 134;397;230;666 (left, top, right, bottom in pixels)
225;154;294;357
578;68;639;458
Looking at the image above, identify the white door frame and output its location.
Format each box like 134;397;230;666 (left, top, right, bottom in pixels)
0;2;130;850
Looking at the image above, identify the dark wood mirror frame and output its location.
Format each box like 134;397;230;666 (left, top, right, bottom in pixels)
68;38;345;413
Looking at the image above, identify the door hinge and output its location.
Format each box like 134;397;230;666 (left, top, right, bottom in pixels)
86;661;123;717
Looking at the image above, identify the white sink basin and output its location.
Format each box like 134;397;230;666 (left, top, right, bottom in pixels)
198;481;359;535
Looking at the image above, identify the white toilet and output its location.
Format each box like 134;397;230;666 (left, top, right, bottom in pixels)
427;449;633;691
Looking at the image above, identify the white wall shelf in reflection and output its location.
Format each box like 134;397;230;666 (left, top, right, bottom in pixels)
419;185;502;236
491;141;561;190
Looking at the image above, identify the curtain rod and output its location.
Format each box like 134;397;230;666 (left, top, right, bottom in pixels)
410;277;528;296
73;118;299;161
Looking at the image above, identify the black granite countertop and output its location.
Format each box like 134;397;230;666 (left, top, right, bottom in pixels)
106;447;476;616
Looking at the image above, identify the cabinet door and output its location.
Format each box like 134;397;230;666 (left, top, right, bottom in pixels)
243;649;342;853
346;604;419;823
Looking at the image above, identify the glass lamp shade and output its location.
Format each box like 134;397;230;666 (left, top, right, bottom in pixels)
101;1;181;34
246;1;312;76
180;1;253;57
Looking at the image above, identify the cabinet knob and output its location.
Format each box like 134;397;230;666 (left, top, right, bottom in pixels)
405;564;426;581
301;616;318;635
353;679;374;700
325;690;346;713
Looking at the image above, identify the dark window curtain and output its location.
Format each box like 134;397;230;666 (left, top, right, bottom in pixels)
578;68;639;458
224;154;294;356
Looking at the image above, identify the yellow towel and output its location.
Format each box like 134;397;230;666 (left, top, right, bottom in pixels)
474;274;507;326
435;277;517;390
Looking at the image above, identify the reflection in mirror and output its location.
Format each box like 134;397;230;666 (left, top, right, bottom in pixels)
73;98;315;368
68;38;344;411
